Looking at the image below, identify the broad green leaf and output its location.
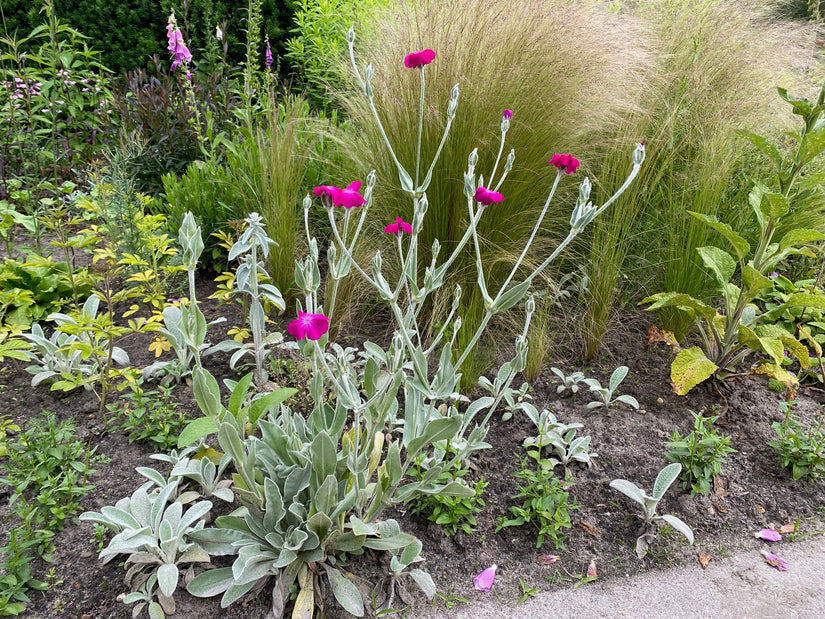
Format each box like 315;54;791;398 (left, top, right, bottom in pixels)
696;246;736;290
325;567;364;617
688;212;750;260
409;569;436;599
777;87;814;117
670;347;718;395
608;480;645;507
760;192;789;220
157;563;179;597
492;279;532;313
737;130;782;168
786;292;825;311
249;388;298;425
608;365;629;393
193;367;223;419
642;292;717;323
228;372;254;417
799;125;825;165
178;416;218;448
752;363;798;390
310;431;337;483
741;265;773;295
779;228;825;250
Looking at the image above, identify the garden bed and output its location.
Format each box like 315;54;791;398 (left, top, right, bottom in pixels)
4;300;823;618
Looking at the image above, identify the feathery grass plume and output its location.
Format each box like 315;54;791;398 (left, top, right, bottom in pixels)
227;95;320;302
581;0;810;356
338;0;643;385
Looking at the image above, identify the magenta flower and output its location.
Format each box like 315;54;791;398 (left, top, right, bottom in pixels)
473;565;497;591
550;153;580;175
384;217;413;235
287;311;330;341
760;549;789;571
404;49;436;68
503;109;513;120
166;18;193;72
755;528;782;542
770;271;779;278
265;39;273;68
473;187;504;206
333;181;366;208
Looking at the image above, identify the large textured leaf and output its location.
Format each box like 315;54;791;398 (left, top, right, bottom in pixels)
779;228;825;250
670;347;718;395
608;480;645;507
325;567;364;617
177;416;218;449
642;292;717;323
193;367;223;419
697;246;736;290
741;265;773;296
737;130;782;168
409;569;436;599
785;293;825;311
799;125;825;165
687;212;750;260
157;563;179;597
292;565;314;619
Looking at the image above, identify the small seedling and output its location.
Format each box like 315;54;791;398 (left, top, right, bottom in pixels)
583;366;639;409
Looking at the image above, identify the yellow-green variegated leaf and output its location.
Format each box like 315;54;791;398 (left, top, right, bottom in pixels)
757;325;810;369
799;325;823;357
752;363;798;391
671;347;718;396
785;293;825;311
739;325;784;365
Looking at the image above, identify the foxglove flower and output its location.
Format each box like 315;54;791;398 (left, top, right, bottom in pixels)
265;39;273;68
384;217;413;235
473;187;504;206
404;49;436;68
334;181;366;208
287;311;330;341
473;565;497;591
167;13;193;72
550;153;580;175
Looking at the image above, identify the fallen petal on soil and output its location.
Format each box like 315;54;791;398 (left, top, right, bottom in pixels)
760;549;790;571
537;554;561;565
755;528;782;542
473;565;497;591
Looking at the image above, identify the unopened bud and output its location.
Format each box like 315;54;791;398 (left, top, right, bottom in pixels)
346;27;356;45
216;25;223;41
366;169;376;190
431;238;441;261
417;193;429;216
303;194;312;211
525;295;536;315
500;118;510;134
578;176;592;205
633;142;645;166
468;148;479;170
451;83;460;102
505;149;515;173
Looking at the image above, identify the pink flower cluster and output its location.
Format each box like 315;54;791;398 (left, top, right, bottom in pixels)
265;39;273;68
313;181;366;208
166;20;193;72
404;49;436;68
550;153;580;174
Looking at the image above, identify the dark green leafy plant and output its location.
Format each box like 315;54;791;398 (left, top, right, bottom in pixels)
0;530;48;616
665;409;736;494
108;381;188;451
496;446;578;549
408;458;488;536
768;399;825;480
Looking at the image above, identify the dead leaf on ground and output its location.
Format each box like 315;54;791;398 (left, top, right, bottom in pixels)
644;325;681;352
579;520;603;539
711;502;728;514
698;552;712;569
713;475;726;498
587;559;597;579
779;523;796;535
537;554;561;565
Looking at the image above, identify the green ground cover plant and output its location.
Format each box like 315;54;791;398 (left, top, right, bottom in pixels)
665;409;736;494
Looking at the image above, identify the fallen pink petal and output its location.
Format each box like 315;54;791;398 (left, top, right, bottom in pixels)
760;549;789;571
587;559;597;579
755;528;782;542
473;565;497;591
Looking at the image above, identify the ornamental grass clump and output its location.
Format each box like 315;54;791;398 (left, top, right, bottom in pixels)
181;28;645;618
338;0;643;383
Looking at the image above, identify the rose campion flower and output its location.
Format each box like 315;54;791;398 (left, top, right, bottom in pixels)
334;181;366;208
503;109;513;120
265;39;273;68
550;153;580;175
384;217;413;235
473;187;504;206
404;49;436;68
473;565;497;591
287;311;330;341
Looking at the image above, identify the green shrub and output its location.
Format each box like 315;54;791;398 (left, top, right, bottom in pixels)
665;409;736;494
